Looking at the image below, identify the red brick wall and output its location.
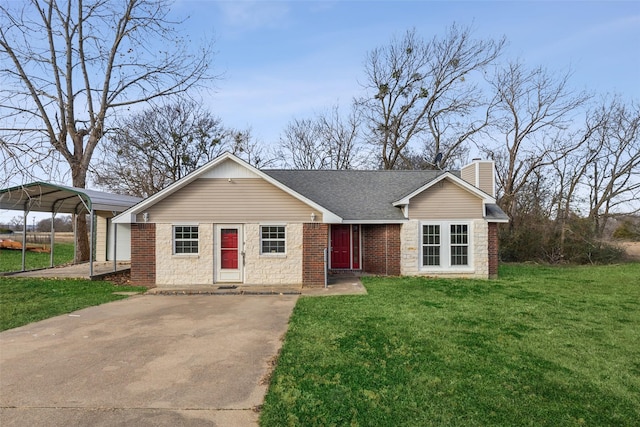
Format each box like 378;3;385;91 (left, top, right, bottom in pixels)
488;222;499;279
302;223;328;287
131;223;156;287
362;224;401;276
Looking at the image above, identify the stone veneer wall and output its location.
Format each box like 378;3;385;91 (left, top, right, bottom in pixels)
153;222;304;287
473;220;489;278
362;224;401;276
302;223;329;287
155;223;214;286
244;223;303;285
400;219;489;279
130;223;156;286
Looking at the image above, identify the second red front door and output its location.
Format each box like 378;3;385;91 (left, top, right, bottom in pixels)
331;225;351;269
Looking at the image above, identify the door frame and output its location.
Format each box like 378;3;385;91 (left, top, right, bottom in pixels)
215;224;244;283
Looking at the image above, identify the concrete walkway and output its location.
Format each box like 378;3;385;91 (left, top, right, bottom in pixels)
0;294;298;426
147;276;368;297
4;262;130;279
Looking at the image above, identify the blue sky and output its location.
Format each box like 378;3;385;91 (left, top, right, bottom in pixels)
172;0;640;144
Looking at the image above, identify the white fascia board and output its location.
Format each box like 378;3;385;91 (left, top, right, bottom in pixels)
111;152;343;224
392;172;496;207
112;212;137;224
486;218;510;223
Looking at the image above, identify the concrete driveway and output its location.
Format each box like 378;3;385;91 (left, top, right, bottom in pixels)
0;294;298;426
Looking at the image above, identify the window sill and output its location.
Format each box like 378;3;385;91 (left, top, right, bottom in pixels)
420;266;474;274
260;253;287;258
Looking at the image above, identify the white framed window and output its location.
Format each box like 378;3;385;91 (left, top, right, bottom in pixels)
422;224;441;266
260;225;286;254
420;222;471;270
450;224;469;266
174;225;199;254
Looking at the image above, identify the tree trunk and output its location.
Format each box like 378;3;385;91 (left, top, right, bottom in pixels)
75;215;90;263
72;165;91;262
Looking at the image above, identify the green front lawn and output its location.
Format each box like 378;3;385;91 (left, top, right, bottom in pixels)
0;243;75;272
261;263;640;426
0;277;146;331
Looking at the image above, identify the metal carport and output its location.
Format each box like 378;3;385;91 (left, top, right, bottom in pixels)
0;182;141;277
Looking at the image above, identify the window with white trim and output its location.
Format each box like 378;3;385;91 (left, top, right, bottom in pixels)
422;224;441;266
421;222;470;269
174;225;198;254
449;224;469;266
261;225;286;254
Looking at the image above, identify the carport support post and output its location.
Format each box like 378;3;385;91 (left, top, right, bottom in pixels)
89;208;94;278
21;208;28;271
73;213;78;264
50;212;55;267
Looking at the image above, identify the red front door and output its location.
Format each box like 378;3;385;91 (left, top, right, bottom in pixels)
331;225;351;268
221;228;238;269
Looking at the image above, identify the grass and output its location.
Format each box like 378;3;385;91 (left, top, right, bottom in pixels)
0;243;75;272
0;277;146;331
260;263;640;426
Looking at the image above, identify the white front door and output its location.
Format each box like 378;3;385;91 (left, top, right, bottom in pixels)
216;225;243;282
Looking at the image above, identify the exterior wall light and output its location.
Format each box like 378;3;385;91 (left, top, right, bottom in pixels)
310;212;316;222
142;212;149;223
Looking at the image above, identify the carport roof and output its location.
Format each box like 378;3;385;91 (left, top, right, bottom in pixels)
0;182;142;214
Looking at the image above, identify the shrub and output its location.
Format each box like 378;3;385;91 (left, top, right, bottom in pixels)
500;213;626;264
613;220;640;240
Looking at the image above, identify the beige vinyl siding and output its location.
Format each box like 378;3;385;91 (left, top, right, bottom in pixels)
95;212;109;262
460;161;495;197
408;179;483;219
460;165;475;187
477;162;494;196
145;178;322;223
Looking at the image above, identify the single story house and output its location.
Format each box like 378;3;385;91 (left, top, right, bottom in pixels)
113;152;508;288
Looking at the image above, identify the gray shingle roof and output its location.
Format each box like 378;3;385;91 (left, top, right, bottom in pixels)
485;203;510;222
264;169;446;221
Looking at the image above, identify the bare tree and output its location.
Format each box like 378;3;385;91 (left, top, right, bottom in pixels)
0;0;215;260
229;128;278;168
358;25;504;170
279;104;364;169
318;105;365;169
584;96;640;236
93;100;227;198
36;215;73;232
480;61;590;223
279;117;326;169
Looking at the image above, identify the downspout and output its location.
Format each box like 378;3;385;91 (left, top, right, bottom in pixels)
112;212;118;273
